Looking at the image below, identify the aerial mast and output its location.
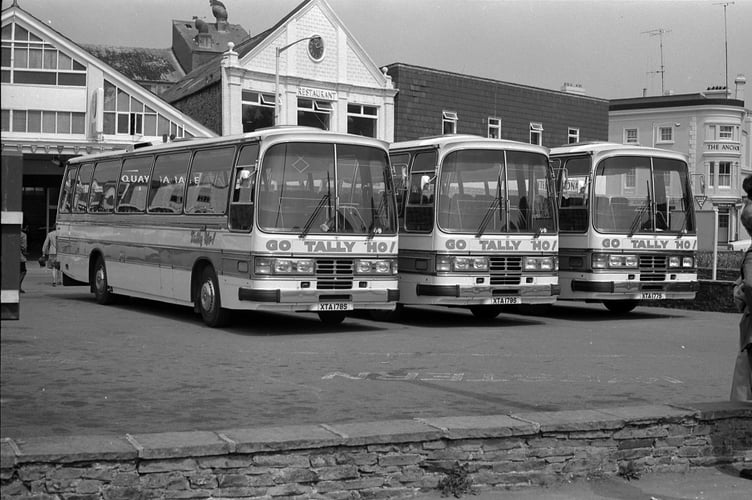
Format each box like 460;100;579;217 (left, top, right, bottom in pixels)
642;28;671;95
714;2;734;96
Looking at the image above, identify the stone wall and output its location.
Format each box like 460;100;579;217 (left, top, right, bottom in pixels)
2;402;750;499
645;280;737;313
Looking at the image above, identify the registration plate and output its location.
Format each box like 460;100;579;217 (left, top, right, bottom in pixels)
641;292;666;300
316;302;353;311
489;296;520;305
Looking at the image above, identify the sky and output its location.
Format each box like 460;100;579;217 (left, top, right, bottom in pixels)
3;0;751;100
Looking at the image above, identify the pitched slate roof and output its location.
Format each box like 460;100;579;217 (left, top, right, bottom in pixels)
81;45;185;85
160;0;311;104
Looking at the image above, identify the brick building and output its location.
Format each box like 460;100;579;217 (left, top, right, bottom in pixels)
384;63;609;145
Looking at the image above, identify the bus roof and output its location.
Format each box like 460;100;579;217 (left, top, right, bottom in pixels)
67;127;389;165
390;134;549;155
550;142;689;162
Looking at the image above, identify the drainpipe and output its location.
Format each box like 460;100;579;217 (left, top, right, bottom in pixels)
712;206;718;280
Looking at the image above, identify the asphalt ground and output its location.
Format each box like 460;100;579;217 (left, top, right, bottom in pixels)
1;267;741;438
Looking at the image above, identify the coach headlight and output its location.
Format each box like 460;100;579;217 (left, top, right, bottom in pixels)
255;257;314;275
523;256;555;271
436;255;488;272
354;259;397;275
609;254;638;268
592;253;638;269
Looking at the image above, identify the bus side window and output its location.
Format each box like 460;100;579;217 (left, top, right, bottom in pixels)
389;153;410;219
89;160;121;213
59;166;79;213
72;163;94;213
148;152;191;213
229;143;259;231
403;151;437;232
186;146;235;214
117;156;153;213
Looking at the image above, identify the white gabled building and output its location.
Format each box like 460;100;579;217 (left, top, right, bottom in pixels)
161;0;397;141
1;1;216;251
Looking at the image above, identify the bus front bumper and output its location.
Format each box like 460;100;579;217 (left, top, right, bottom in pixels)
237;287;399;310
414;284;560;305
569;279;698;300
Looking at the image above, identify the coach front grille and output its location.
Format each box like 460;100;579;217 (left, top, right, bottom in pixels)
489;256;522;285
316;259;353;290
638;254;667;281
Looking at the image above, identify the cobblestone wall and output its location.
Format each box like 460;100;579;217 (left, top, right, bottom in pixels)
2;402;750;499
644;280;737;313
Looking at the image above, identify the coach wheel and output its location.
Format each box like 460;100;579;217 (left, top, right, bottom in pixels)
318;311;346;325
469;305;503;320
198;267;231;327
603;299;639;314
93;256;115;305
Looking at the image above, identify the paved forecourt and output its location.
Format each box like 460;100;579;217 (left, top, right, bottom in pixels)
1;266;740;438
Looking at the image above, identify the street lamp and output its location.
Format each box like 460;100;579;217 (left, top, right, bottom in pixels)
275;35;322;125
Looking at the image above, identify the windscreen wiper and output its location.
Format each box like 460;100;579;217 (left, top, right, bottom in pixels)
476;197;501;238
300;193;331;238
627;201;649;238
368;194;387;239
628;183;653;237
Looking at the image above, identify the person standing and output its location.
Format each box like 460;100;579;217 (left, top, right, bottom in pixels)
42;228;61;286
731;203;752;401
19;225;28;293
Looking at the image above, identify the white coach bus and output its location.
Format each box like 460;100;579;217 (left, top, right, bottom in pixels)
551;142;698;313
386;135;559;319
56;127;399;326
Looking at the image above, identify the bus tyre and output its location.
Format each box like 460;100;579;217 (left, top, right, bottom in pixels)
318;311;346;325
470;305;503;319
603;300;639;314
93;257;116;305
198;267;230;328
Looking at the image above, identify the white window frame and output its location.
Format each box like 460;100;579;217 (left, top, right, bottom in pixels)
347;103;378;138
624;128;638;144
487;117;501;139
719;125;734;141
625;168;636;188
442;111;458;134
708;161;715;188
529;122;543;146
657;126;674;144
718;161;731;188
567;127;580;144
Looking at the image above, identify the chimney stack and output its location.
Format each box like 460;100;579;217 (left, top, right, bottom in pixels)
735;74;746;102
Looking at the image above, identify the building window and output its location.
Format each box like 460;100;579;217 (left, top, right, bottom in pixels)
347;104;378;138
103;80;186;138
529;122;543;146
708;162;715;188
442;111;457;134
2;108;85;134
1;21;86;86
297;98;331;130
625;168;636;188
624;128;638;144
719;125;734;140
242;91;274;132
487;117;501;139
567;127;580;144
718;161;731;187
706;124;739;141
657;126;673;144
